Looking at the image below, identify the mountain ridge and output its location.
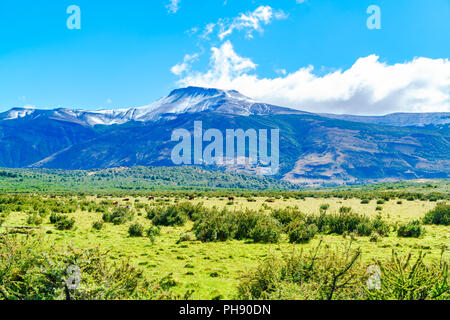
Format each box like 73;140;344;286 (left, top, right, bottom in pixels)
0;87;448;186
0;87;308;127
3;86;447;128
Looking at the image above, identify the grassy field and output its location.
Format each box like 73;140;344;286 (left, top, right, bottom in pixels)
1;194;448;300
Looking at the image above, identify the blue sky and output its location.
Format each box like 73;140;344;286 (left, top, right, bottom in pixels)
0;0;449;114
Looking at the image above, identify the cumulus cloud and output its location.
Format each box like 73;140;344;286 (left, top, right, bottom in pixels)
170;53;200;76
200;5;288;40
166;0;181;14
174;42;450;115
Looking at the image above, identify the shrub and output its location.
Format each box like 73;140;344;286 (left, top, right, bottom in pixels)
356;222;372;236
55;216;75;230
49;213;75;230
128;223;145;237
173;202;205;220
92;221;104;230
238;242;363;300
193;209;236;242
177;232;196;243
271;207;305;226
423;203;449;226
339;207;352;214
237;255;283;300
365;251;449;300
249;217;282;244
27;214;43;226
370;232;380;243
287;221;318;243
146;207;158;220
103;208;134;225
50;212;65;224
397;220;424;238
320;204;330;211
232;210;262;240
0;235;186;300
360;199;370;204
322;209;367;235
371;215;390;236
377;200;385;205
152;205;187;227
146;226;161;243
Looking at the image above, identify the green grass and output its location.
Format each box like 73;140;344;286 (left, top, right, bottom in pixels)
1;195;448;300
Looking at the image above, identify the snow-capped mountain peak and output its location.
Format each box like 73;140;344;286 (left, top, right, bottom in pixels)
0;87;303;126
1;107;35;120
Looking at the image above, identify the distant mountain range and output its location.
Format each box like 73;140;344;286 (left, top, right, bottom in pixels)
320;112;450;127
0;87;449;186
0;87;305;126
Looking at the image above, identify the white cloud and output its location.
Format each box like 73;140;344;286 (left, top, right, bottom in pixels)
170;53;200;76
175;42;450;115
166;0;181;14
200;5;287;41
175;41;256;82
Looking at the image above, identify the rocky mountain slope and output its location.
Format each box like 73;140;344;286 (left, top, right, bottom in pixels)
0;87;448;186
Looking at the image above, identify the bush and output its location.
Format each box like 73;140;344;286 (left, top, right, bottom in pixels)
146;207;158;220
249;217;282;244
237;255;283;300
50;212;65;224
27;214;43;226
320;204;330;211
423;203;449;226
49;213;75;230
272;206;390;239
339;207;352;214
193;209;236;242
55;216;75;230
177;232;196;243
152;205;187;227
128;223;145;237
146;226;161;243
370;231;380;243
0;235;187;300
370;215;390;236
238;242;363;300
271;207;305;226
377;200;385;205
103;208;134;225
232;210;262;240
287;221;318;243
92;221;104;230
360;199;370;204
322;209;367;235
365;251;449;300
397;220;424;238
356;222;372;236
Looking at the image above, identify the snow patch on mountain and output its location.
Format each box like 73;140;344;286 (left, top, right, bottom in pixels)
1;108;35;120
1;87;304;127
2;87;447;128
